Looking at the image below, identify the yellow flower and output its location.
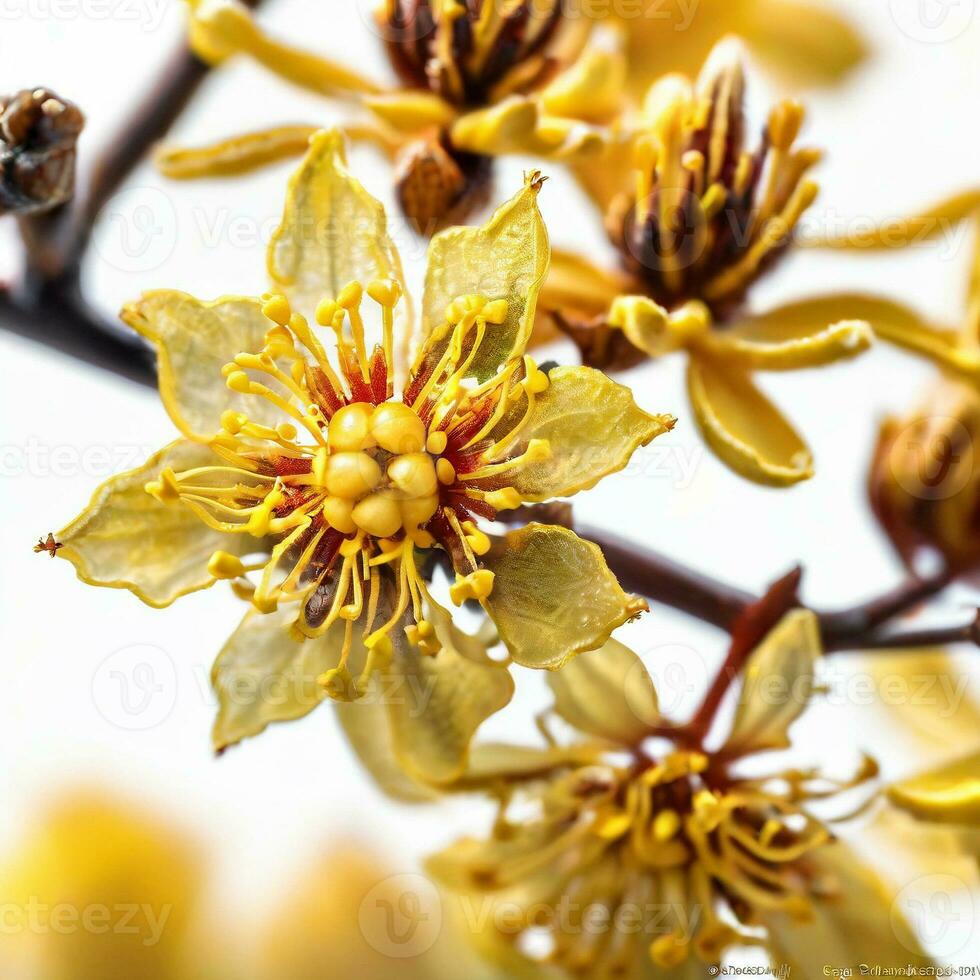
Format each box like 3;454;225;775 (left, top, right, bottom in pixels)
428;612;962;974
162;0;625;231
0;792;205;980
543;40;874;486
612;0;866;101
43;131;668;784
865;215;980;575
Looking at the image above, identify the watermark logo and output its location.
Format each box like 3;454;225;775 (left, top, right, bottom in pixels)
889;416;973;501
91;185;177;274
892;873;976;957
91;644;177;731
889;0;975;43
358;874;443;959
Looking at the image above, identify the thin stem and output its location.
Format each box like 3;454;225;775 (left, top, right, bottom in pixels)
833;613;980;652
0;279;155;386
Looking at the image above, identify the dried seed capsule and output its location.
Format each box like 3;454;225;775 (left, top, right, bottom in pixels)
0;88;84;216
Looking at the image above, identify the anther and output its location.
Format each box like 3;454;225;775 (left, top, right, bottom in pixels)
370;402;426;454
449;569;495;605
207;551;247;580
388;453;438;498
425;430;448;455
436;458;456;485
261;294;292;326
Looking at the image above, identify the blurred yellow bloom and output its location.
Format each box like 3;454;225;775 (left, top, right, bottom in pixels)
542;40;875;486
0;791;508;980
42;131;668;786
164;0;625;231
613;0;866;100
428;613;970;974
0;792;205;980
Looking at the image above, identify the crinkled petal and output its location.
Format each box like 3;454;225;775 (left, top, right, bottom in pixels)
156;125;316;180
122;291;277;441
722;609;821;755
267;129;411;331
706;316;872;371
422;173;549;381
385;600;514;785
187;0;380;95
547;638;660;744
888;752;980;827
504;365;675;501
211;607;344;753
364;91;456;133
734;293;980;383
482;523;647;670
55;440;251;608
687;352;814;485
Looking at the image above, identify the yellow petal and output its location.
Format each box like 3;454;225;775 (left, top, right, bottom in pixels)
364;91;456;133
211;607;347;753
807;189;980;250
547;638;660;744
55;440;251;608
268;129;411;330
187;0;381;95
482;523;647;670
385;600;515;785
451;97;604;160
740;293;980;383
722;609;822;755
334;696;438;804
122;290;277;441
541;47;627;124
888;752;980;827
687;352;814;485
762;841;933;971
704;316;873;370
156;125;316;180
538;248;633;320
422;173;549;382
503;365;675;501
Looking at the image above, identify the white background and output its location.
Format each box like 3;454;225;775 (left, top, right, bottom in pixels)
1;0;979;965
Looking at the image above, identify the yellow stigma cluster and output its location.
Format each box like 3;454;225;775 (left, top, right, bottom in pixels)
310;400;440;542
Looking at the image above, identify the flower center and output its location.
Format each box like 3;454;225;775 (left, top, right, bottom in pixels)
143;276;551;686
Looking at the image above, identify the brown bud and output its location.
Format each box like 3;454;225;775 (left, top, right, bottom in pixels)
394;133;491;234
869;380;980;575
550;309;648;372
0;88;84;216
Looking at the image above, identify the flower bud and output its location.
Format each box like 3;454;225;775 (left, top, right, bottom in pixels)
869;380;980;574
0;88;84;216
394;134;491;234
